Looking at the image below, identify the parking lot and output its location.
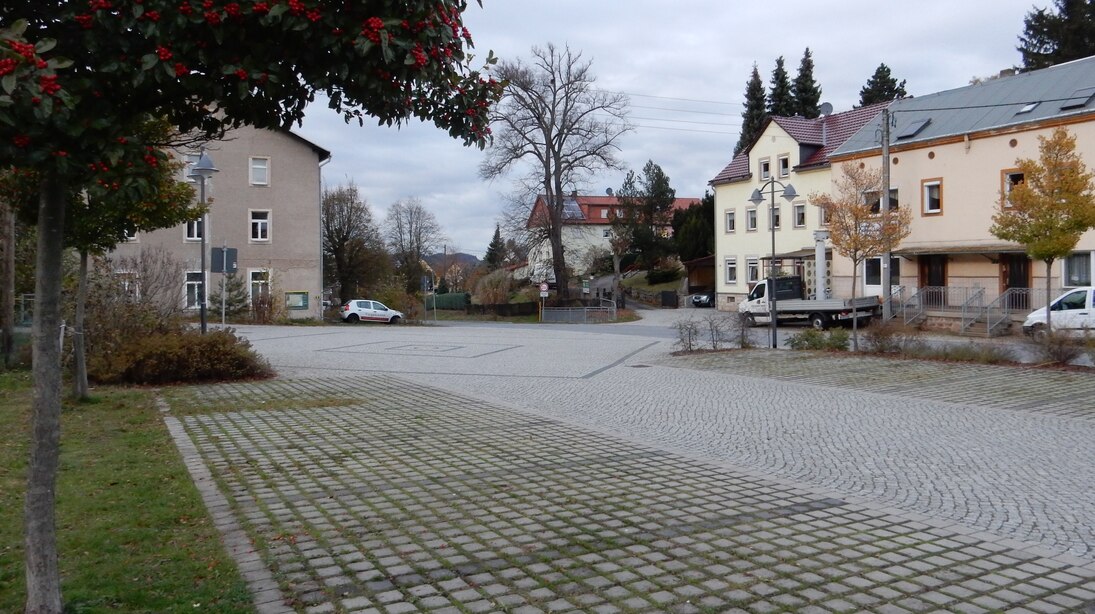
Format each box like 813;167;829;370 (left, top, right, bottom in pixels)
165;316;1095;612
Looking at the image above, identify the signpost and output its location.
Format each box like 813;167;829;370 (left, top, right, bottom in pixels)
539;282;548;322
211;245;238;326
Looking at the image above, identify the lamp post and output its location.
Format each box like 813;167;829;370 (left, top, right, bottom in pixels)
187;149;218;334
749;179;797;349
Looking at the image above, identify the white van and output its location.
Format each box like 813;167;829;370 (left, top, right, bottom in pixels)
1022;287;1095;336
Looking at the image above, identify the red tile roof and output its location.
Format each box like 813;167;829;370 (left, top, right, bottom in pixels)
528;194;701;227
709;102;888;185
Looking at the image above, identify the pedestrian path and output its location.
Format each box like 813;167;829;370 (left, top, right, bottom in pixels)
165;376;1095;613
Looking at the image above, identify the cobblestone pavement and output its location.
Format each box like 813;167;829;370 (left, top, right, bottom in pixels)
166;376;1094;613
164;320;1095;612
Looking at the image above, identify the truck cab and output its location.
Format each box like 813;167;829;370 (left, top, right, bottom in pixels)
1023;287;1095;337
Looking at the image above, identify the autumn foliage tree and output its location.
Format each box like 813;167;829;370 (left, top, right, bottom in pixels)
991;127;1095;331
0;2;501;610
812;163;911;351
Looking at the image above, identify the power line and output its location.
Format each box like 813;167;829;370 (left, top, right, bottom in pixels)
598;88;736;106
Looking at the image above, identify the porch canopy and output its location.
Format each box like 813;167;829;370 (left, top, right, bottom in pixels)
892;243;1027;257
760;247;831;261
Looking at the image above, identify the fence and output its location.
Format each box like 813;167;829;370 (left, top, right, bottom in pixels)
465;302;538;317
541;299;617;323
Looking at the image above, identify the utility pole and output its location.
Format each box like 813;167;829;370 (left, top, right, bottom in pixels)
881;107;893;321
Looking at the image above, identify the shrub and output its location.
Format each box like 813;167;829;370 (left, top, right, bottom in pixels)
787;328;849;351
475;269;513;305
912;342;1016;365
645;267;682;285
1028;331;1084;365
863;321;923;354
92;329;273;385
673;318;700;352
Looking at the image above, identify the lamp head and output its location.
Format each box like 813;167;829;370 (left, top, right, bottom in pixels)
748;188;764;205
187;150;219;180
781;184;798;201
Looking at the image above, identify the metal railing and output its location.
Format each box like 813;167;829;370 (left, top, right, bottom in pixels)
883;286;905;320
959;288;985;332
541;299;617;323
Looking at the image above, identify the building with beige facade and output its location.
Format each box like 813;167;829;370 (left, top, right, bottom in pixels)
112;125;330;320
830;56;1095;322
709;104;886;309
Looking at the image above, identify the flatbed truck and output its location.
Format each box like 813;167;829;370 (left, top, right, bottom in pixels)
739;276;880;330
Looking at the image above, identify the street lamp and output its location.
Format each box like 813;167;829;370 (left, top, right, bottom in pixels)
749;179;797;349
187;149;218;334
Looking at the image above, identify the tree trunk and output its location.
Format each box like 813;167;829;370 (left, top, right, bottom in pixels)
1045;259;1054;332
72;251;89;400
1;198;14;368
850;259;859;352
25;174;66;613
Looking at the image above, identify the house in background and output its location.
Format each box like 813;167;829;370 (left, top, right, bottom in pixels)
525;193;700;282
112;125;331;320
830;55;1095;328
709;103;887;309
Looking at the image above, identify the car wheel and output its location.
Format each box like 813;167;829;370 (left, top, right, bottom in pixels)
388;315;401;325
743;312;756;327
346;313;359;323
810;313;828;330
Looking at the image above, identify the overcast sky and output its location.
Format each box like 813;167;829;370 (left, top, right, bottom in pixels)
296;0;1041;257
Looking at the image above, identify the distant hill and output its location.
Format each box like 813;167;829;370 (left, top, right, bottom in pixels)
425;252;479;269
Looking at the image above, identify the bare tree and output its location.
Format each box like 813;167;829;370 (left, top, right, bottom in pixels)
481;43;631;298
385;198;447;292
811;163;911;351
322;183;389;303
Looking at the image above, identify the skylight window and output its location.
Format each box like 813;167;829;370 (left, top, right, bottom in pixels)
1016;102;1039;114
896;118;931;139
562;198;585;220
1060;88;1095;110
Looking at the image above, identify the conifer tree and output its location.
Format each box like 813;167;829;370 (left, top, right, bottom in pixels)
484;224;506;271
735;64;768;156
767;56;795;116
792;48;822;119
1018;0;1095;71
859;63;908;106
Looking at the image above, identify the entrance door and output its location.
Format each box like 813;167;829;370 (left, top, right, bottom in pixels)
919;255;947;307
1000;253;1031;310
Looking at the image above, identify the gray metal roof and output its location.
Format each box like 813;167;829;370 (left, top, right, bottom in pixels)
833;55;1095;157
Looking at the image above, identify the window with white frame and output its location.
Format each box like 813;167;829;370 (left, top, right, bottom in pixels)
1065;252;1092;286
725;210;736;233
1003;170;1024;207
183;153;200;183
864;188;899;213
769;205;781;230
759;158;771;180
777;155;790;178
250;210;270;241
819;204;830;227
600;208;608;219
922;179;942;214
116;270;140;301
746;258;760;283
864;257;901;286
249;156;270;186
602;228;612;238
123;229;138;242
746;207;758;231
249;270;270;304
184;271;203;309
185;217;203;241
724;257;738;284
793;203;807;228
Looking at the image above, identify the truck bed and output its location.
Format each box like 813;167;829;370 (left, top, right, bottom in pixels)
773;296;879;312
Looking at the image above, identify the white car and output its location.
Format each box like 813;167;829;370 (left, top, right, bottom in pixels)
1022;286;1095;337
340;299;403;324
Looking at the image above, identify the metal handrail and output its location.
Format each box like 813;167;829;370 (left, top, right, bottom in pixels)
902;286;934;325
883;285;904;320
959;288;985;332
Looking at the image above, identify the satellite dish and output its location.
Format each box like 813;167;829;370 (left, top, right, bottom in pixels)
606;187;614;196
819;102;833;117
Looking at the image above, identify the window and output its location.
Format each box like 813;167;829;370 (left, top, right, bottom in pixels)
1066;252;1092;286
725;210;736;233
123;229;138;242
185;218;203;241
746;258;760;283
249;157;270;186
600;208;609;219
864;188;899;213
922;179;942;214
602;228;612;238
183;153;200;183
746;208;758;231
777;155;790;178
794;204;806;228
250;210;270;241
1003;170;1024;207
819;204;830;227
185;271;204;309
769;205;780;230
864;257;901;286
759;159;771;180
724;258;738;284
116;270;140;301
1054;289;1088;310
249;270;270;304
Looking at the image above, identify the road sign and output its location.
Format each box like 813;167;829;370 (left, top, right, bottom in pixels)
211;247;237;273
539;283;548;292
